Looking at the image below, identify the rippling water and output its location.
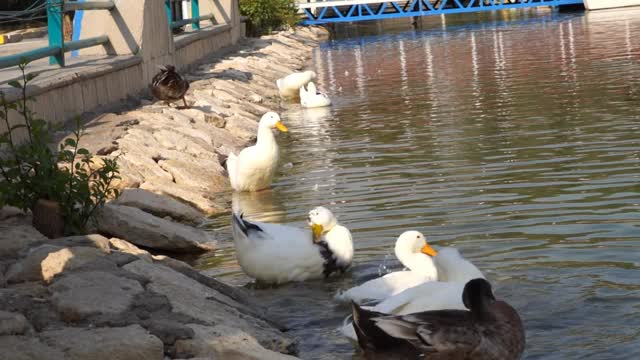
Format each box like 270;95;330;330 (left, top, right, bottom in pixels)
195;8;640;359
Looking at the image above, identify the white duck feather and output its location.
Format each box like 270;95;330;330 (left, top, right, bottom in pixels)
335;231;438;304
276;70;316;98
231;207;353;284
341;247;485;340
300;81;332;108
226;112;288;192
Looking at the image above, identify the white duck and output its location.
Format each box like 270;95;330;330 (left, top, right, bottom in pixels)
276;70;316;98
299;81;332;108
335;231;438;304
341;247;485;340
226;112;288;192
231;206;354;284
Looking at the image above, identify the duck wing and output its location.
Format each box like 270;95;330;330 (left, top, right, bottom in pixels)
373;311;479;356
434;248;484;283
231;213;326;283
150;70;189;100
226;152;238;190
371;281;467;315
336;271;433;304
351;302;422;358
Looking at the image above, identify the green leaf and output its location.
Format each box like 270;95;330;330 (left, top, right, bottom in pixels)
8;80;22;89
77;148;90;156
26;73;38;81
64;138;77;147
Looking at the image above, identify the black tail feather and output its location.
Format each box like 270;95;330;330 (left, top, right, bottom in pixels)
351;302;412;353
232;212;263;236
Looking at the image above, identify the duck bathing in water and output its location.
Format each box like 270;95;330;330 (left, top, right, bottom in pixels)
351;278;525;360
150;65;190;108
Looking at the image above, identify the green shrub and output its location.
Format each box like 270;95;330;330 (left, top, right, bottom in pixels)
240;0;299;37
0;62;121;235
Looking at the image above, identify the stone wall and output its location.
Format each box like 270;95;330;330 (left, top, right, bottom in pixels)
0;0;243;140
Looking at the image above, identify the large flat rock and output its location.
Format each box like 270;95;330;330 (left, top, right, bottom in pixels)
123;260;296;355
0;335;65;360
47;234;111;253
140;180;226;216
157;158;227;192
5;245;107;284
175;324;300;360
96;204;217;252
0;222;46;259
41;325;164;360
112;188;204;224
0;311;29;336
50;271;144;322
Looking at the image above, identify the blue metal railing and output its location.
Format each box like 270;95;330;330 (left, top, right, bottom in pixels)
298;0;585;24
0;0;113;69
165;0;214;31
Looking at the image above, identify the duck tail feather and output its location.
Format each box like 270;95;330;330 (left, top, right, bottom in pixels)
232;212;263;237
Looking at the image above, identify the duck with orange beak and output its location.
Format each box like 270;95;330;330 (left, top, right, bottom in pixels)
335;231;440;305
226;112;289;192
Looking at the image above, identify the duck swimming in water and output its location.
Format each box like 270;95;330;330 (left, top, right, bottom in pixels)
150;65;190;108
351;278;525;360
335;231;438;304
231;206;353;284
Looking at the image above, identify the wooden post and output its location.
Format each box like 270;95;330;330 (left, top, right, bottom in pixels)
63;12;74;41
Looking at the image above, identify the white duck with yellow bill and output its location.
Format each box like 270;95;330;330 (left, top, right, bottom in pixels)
340;247;485;341
276;70;316;99
226;112;288;192
300;81;332;108
231;206;354;284
335;231;438;304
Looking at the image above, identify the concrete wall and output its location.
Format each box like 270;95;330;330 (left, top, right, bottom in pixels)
583;0;640;10
1;0;242;139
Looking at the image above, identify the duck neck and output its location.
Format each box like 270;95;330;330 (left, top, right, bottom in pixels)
324;225;353;266
397;251;438;279
471;298;496;323
256;125;277;148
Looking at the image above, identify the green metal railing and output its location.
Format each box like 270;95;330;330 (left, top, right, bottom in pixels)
0;0;113;69
165;0;214;31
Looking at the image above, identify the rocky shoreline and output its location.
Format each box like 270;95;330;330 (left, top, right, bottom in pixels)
0;26;329;360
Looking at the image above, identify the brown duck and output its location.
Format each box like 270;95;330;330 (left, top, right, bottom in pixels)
351;278;526;360
150;65;190;108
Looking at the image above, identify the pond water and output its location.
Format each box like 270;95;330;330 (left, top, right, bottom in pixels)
195;8;640;360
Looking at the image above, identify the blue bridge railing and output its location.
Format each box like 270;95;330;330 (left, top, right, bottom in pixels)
298;0;585;24
0;0;216;70
0;0;113;69
165;0;214;31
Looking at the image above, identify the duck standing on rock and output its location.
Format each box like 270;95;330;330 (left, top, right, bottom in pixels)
351;278;526;360
231;206;354;284
226;112;288;192
150;65;190;108
277;70;316;99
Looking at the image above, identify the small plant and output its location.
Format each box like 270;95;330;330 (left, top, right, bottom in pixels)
239;0;300;37
0;61;120;236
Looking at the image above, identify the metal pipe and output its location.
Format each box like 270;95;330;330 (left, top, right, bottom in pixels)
47;0;64;66
64;35;109;51
0;46;61;69
64;1;115;12
192;0;200;30
170;15;213;29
